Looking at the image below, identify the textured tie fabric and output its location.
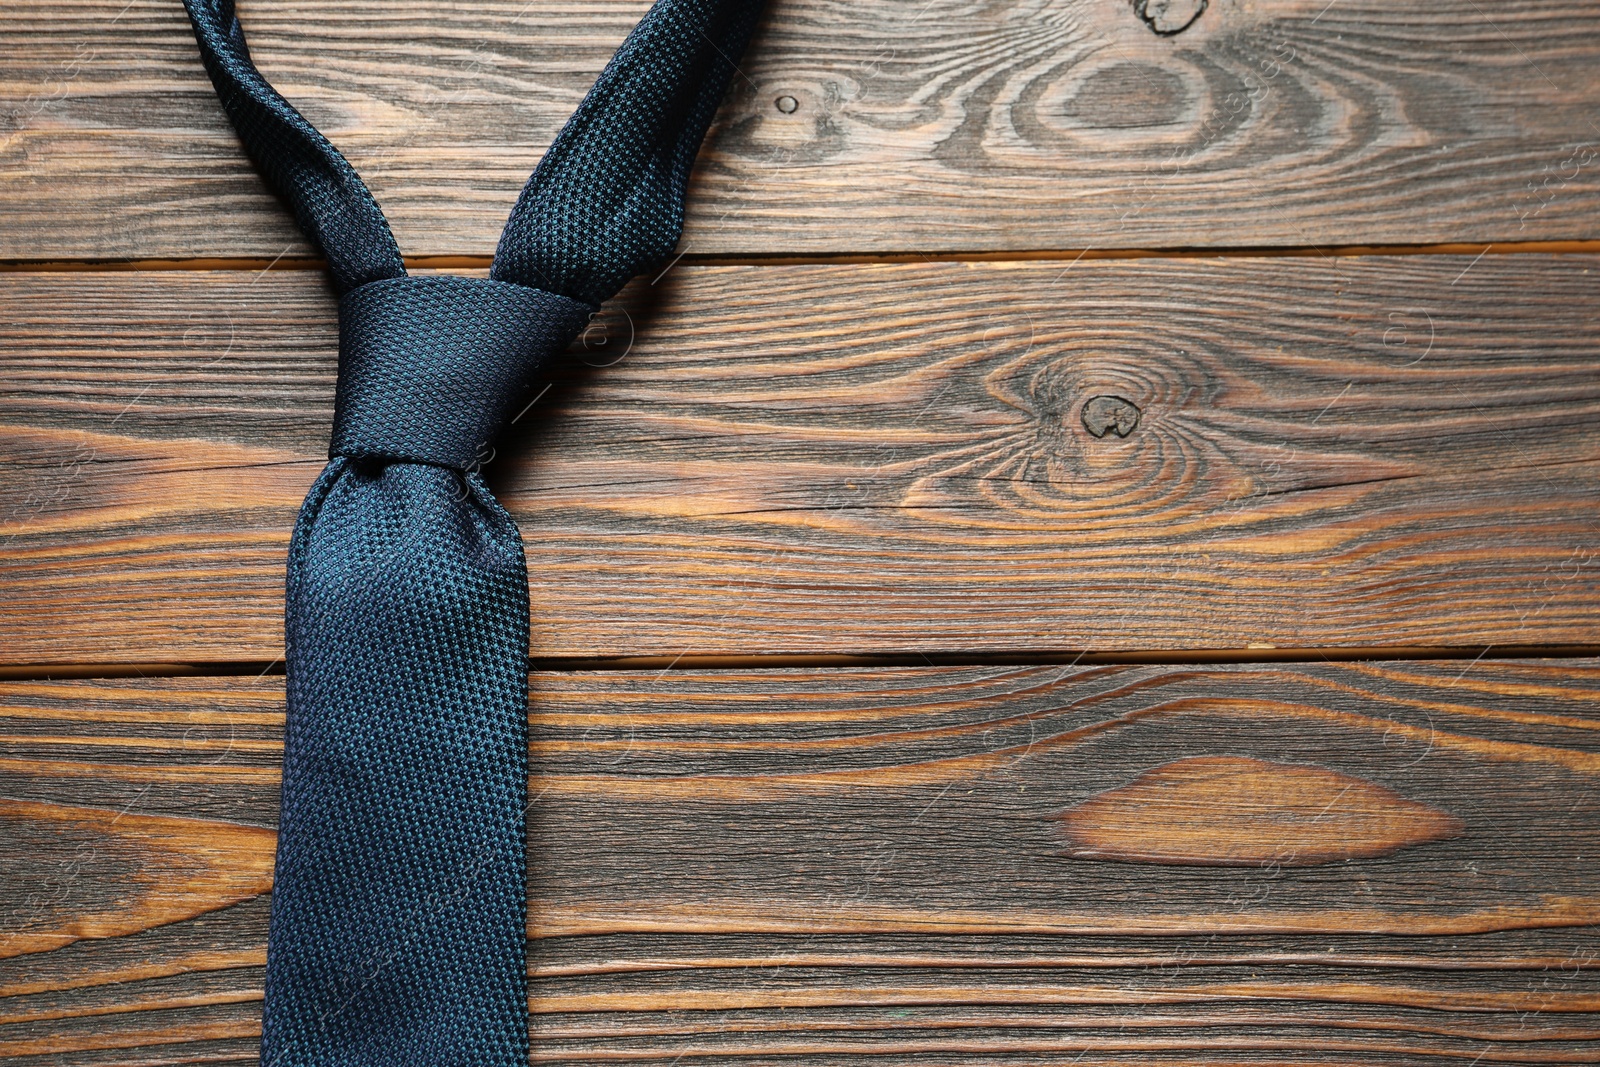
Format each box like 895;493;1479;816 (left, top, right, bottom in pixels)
180;2;764;1063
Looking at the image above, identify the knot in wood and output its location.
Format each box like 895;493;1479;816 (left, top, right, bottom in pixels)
1080;395;1142;438
1134;0;1207;35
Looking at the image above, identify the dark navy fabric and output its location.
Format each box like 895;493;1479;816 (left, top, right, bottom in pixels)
492;0;764;303
180;1;763;1063
334;276;593;470
183;0;404;294
276;457;531;1065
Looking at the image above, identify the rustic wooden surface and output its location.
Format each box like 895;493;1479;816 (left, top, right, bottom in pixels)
5;255;1600;666
5;0;1600;260
4;663;1600;1063
4;0;1599;1060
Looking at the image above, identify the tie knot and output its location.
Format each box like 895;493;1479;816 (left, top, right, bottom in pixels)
330;275;593;469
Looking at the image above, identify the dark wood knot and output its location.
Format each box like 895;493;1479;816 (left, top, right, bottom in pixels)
1080;395;1142;438
1134;0;1207;35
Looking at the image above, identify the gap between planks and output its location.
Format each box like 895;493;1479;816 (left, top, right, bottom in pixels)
4;240;1600;274
5;644;1600;682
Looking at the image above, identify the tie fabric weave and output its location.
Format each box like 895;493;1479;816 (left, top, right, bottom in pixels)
180;2;763;1063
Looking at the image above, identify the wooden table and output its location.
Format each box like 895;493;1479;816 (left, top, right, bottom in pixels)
4;0;1600;1061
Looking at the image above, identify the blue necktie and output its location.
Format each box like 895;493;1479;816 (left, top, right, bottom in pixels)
180;2;763;1062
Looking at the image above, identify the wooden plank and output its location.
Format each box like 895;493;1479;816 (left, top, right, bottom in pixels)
4;254;1600;664
3;660;1600;1062
4;0;1600;260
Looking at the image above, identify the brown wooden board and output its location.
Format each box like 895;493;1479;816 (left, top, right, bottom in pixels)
4;661;1600;1062
4;254;1600;665
5;0;1600;261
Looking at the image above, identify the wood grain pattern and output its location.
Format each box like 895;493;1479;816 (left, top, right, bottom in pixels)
4;0;1600;260
1056;755;1465;866
3;661;1600;1063
4;254;1600;664
6;0;1597;1060
0;798;274;961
